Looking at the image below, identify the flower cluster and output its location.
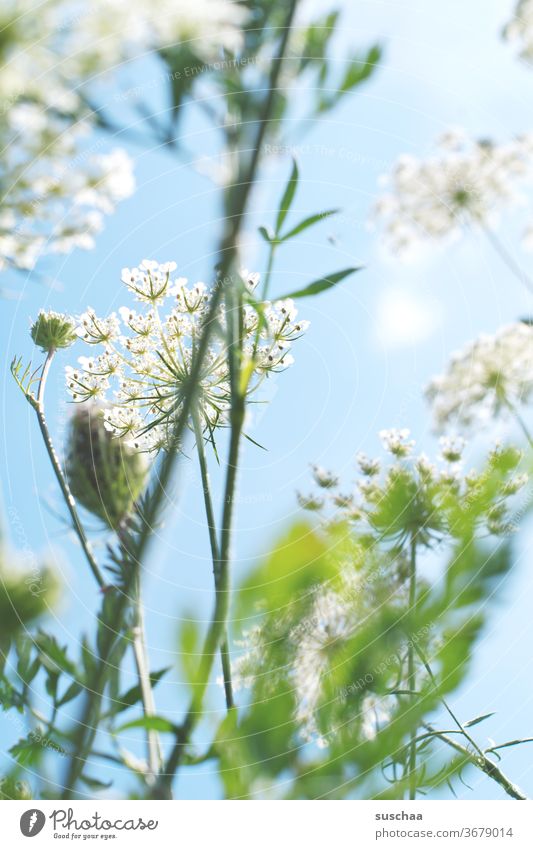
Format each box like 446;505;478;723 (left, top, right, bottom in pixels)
0;0;247;272
65;260;309;451
426;322;533;431
373;129;533;257
298;430;528;539
0;104;135;272
231;564;400;749
503;1;533;64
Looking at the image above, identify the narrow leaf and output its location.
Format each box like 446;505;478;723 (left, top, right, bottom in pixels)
464;712;496;728
486;737;533;753
280;209;339;242
277;266;362;300
275;158;299;234
116;716;178;734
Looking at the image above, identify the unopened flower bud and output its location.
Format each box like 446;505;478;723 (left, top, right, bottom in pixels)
30;310;77;353
66;404;149;529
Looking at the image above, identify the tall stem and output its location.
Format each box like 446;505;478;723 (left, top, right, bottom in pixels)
484;227;533;296
407;533;417;800
123;529;162;781
34;350;105;589
151;0;300;798
501;394;533;448
422;724;527;800
192;411;234;709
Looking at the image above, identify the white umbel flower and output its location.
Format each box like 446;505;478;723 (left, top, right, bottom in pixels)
503;1;533;63
66;262;309;451
374;130;533;258
426;322;533;430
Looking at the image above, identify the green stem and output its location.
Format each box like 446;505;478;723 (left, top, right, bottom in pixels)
130;547;163;781
501;394;533;448
261;241;277;301
407;534;417;800
192;412;234;710
484;227;533;296
151;3;300;799
34;349;105;589
62;552;139;797
422;724;527;800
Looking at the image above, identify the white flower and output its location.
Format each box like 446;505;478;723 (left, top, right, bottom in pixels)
503;1;533;63
292;589;354;747
373;130;533;258
379;428;415;457
439;435;466;464
66;261;308;451
0;104;135;272
426;323;533;430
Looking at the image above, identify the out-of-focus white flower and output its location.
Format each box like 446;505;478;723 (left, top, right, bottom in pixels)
0;104;135;272
379;428;415;457
66;261;309;451
503;1;533;63
373;130;533;258
426;323;533;430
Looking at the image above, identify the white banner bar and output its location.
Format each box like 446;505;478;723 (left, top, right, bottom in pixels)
1;800;533;847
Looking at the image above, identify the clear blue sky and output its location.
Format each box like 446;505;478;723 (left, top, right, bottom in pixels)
1;0;533;799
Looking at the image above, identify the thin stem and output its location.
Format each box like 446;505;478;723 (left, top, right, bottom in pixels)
129;539;163;781
415;646;486;761
484;227;533;296
407;533;417;800
261;241;277;301
151;2;300;798
192;411;234;710
422;724;527;800
34;350;105;589
501;394;533;448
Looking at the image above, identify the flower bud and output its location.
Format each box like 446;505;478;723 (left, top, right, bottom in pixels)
66;404;149;529
31;310;77;353
0;776;32;800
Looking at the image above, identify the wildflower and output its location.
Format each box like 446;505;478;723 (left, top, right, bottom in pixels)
426;323;533;430
356;452;381;476
66;404;149;529
30;310;77;353
439;435;466;464
0;105;135;272
373;130;533;257
503;1;533;63
311;465;339;489
66;262;308;451
379;428;415;457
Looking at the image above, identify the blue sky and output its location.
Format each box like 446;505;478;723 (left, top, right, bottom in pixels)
2;0;533;799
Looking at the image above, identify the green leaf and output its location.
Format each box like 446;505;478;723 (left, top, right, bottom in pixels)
56;680;84;707
36;632;77;678
279;209;339;242
339;44;383;95
277;267;362;300
111;667;170;715
116;716;178;734
80;775;113;790
486;737;533;754
275;158;299;235
258;226;273;243
464;712;496;728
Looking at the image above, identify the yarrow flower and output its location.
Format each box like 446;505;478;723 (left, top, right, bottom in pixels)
65;260;309;451
373;129;533;258
30;310;77;353
426;322;533;431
